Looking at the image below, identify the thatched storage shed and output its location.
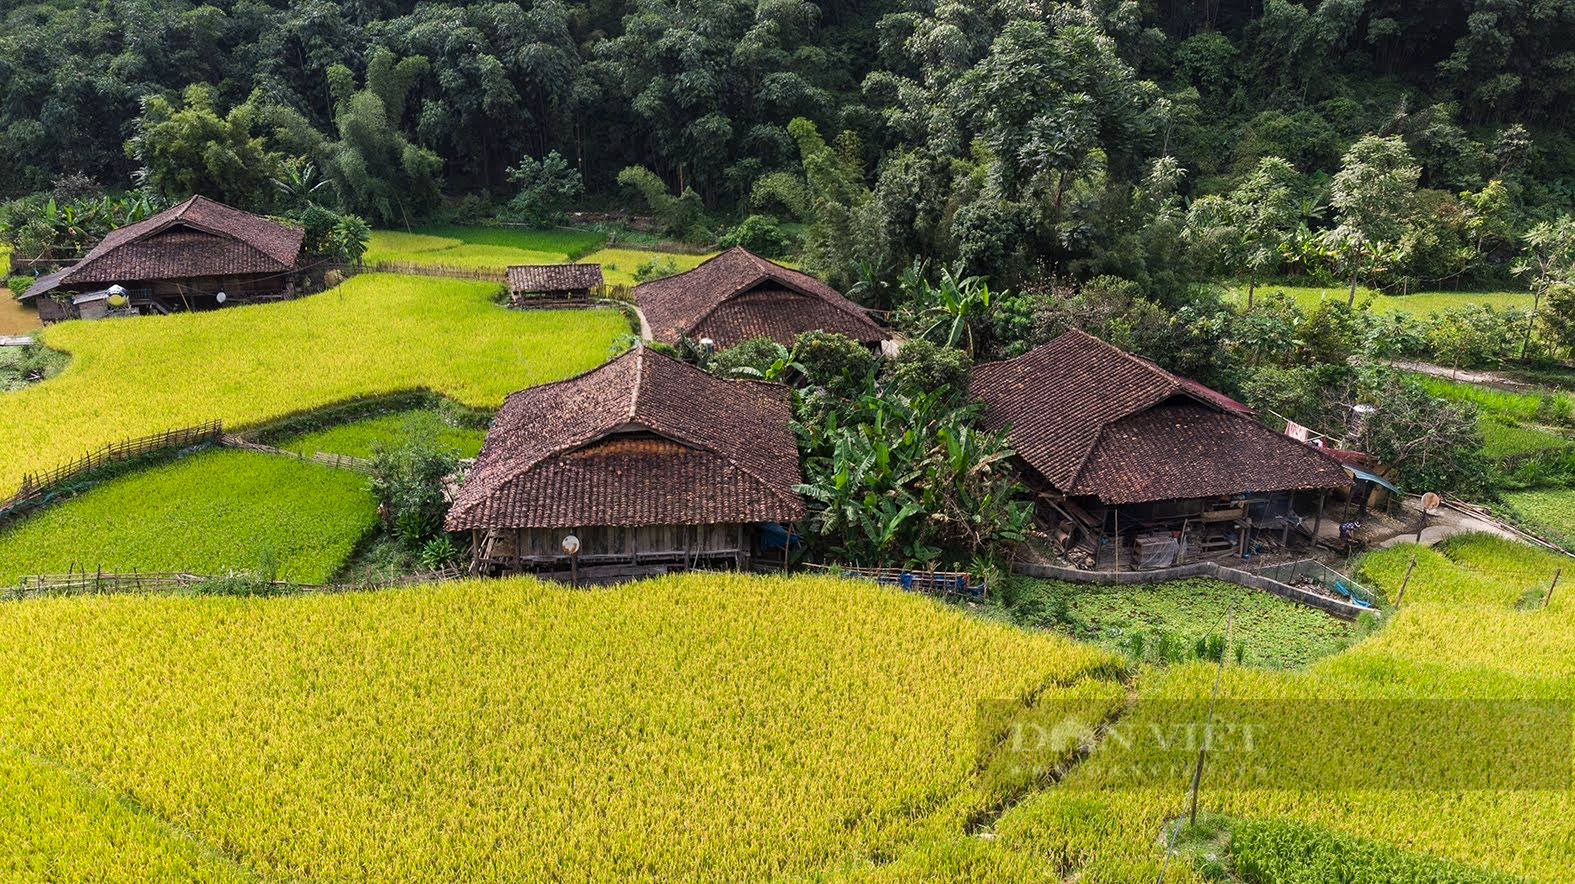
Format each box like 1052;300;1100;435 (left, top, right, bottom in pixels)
505;263;603;306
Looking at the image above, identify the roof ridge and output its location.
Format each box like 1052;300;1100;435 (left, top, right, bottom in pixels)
684;248;876;338
627;344;645;422
499;346;642;405
1066;328;1182;394
171;194;203;217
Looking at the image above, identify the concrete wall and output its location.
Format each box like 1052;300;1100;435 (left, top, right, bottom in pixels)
1011;560;1374;621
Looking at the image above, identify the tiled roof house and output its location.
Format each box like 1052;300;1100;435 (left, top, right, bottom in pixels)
447;346;805;577
21;195;305;319
970;329;1349;505
634;246;884;348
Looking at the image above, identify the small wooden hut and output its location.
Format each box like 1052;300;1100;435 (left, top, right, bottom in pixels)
18;195;304;321
446;345;805;581
634;246;885;349
970;329;1352;569
505;263;604;307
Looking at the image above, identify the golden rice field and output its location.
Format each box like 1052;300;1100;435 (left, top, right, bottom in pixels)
987;533;1575;882
0;573;1126;882
0;273;627;495
0;745;249;882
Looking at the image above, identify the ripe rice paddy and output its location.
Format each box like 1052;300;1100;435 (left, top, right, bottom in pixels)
0;573;1125;881
0;449;377;583
0;273;627;495
988;533;1575;882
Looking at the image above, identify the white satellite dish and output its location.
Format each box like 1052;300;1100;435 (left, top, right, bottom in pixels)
561;534;581;556
215;291;227;304
1420;492;1442;513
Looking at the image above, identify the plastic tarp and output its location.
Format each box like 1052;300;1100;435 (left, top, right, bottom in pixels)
1344;465;1399;494
1134;534;1181;569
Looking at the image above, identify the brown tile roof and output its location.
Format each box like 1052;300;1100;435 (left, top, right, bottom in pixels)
1074;405;1352;504
507;263;603;292
57;195;304;287
970;329;1349;503
446;346;805;530
634;247;885;348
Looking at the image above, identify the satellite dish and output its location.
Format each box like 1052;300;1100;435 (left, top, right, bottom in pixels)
560;534;581;556
106;293;127;308
699;337;715;353
1420;492;1442;513
107;284;126;297
215;291;227;304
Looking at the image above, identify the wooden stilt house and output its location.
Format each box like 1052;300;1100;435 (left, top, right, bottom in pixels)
970;329;1352;569
18;195;304;321
634;246;885;348
446;345;805;581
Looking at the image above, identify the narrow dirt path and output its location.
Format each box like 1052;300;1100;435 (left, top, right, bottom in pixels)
1387;359;1544;391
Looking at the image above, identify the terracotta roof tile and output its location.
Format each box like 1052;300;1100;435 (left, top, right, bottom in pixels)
507;263;603;292
1075;405;1352;503
446;347;804;529
634;247;884;347
59;195;303;286
971;329;1349;503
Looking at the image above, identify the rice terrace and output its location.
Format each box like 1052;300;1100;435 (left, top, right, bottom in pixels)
7;2;1575;882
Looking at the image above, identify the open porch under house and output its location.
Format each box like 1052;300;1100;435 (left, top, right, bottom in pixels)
1038;486;1341;571
468;521;792;583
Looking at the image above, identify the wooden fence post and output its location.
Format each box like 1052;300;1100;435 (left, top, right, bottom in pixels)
1395;553;1417;606
1545;569;1561;609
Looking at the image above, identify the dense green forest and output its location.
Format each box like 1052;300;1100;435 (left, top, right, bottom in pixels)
5;0;1575;288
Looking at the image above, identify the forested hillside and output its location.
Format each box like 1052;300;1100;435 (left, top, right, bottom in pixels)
5;0;1574;292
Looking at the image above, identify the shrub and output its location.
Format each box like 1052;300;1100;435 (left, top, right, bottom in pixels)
883;339;971;402
368;435;460;552
418;534;463;571
1231;817;1521;884
616;165;703;239
634;256;680;282
718;214;793;257
293;203;370;263
6;274;33;296
502;151;583;228
709;337;791;380
792;330;876;398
